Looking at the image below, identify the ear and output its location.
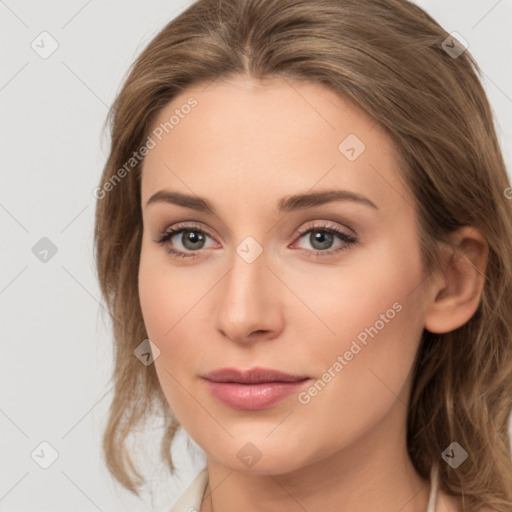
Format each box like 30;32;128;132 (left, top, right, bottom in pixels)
424;226;489;334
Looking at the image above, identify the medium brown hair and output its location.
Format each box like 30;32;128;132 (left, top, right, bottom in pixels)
94;0;512;509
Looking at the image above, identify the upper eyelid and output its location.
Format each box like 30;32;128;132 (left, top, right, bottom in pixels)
162;219;350;233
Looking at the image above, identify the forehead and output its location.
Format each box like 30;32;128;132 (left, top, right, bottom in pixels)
140;75;413;217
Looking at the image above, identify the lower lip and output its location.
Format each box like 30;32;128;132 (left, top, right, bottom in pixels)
204;379;310;410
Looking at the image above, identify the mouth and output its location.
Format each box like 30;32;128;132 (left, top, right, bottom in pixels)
201;366;311;410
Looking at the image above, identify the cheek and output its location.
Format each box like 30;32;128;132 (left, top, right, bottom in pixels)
291;236;422;350
138;256;168;340
138;243;193;340
138;245;207;376
295;238;425;416
138;251;197;416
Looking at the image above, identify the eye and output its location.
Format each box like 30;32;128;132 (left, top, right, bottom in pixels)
292;222;357;258
152;222;216;259
153;221;358;260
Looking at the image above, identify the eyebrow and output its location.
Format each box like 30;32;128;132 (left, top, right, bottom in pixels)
145;188;379;213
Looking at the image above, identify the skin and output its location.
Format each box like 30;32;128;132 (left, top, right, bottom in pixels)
138;75;488;512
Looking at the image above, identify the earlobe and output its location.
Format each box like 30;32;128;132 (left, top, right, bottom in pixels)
424;226;489;334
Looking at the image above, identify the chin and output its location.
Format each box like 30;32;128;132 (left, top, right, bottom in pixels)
195;430;317;475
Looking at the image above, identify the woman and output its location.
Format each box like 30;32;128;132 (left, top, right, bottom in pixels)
93;0;512;511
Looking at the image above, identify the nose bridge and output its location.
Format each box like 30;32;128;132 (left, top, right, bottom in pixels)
214;236;282;342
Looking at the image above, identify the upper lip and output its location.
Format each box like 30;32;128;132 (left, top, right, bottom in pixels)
202;366;310;384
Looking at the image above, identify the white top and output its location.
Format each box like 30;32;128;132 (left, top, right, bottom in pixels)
169;464;439;512
168;467;208;512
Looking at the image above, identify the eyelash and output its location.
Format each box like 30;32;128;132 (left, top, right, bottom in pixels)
152;221;358;260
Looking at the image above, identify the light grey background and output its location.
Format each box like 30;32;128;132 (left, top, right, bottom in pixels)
1;1;511;511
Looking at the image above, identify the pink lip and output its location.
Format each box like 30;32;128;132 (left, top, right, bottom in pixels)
201;366;310;410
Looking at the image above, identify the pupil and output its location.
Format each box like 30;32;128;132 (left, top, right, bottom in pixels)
183;231;205;249
311;231;333;250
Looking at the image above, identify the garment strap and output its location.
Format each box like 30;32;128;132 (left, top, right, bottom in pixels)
426;463;439;512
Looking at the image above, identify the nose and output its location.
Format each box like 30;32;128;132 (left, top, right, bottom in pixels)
213;244;284;345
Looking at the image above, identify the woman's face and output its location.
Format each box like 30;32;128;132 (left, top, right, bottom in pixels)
138;75;430;474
